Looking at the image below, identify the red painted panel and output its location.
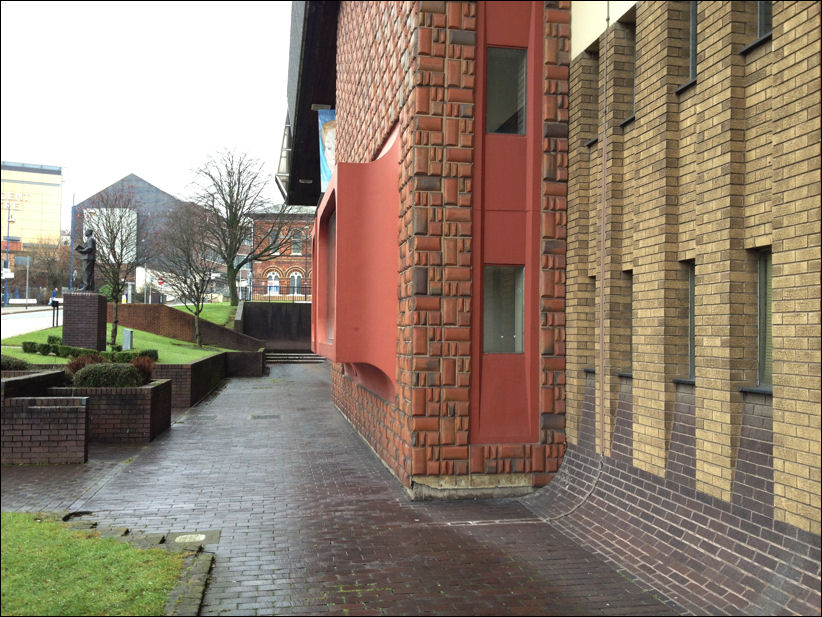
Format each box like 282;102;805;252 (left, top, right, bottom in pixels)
485;1;533;46
483;134;526;211
483;210;526;264
312;129;400;396
478;353;529;441
471;1;542;445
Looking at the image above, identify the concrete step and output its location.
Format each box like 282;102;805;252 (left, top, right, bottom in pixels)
265;352;325;365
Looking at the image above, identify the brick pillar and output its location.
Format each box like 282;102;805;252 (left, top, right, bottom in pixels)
770;1;821;535
63;292;107;351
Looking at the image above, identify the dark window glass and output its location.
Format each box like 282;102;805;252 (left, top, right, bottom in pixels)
758;1;772;37
483;265;524;353
689;1;698;80
688;262;695;379
486;48;527;134
758;251;772;386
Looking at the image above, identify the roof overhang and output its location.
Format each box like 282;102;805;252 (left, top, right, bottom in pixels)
284;1;340;206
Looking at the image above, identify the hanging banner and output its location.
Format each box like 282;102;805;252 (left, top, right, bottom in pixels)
318;109;337;191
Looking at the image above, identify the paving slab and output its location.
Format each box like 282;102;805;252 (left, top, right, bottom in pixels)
2;363;683;616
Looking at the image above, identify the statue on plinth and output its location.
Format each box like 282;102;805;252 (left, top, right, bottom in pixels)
75;228;97;292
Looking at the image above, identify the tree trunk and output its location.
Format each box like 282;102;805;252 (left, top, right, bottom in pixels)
227;266;239;306
194;313;202;348
110;300;119;347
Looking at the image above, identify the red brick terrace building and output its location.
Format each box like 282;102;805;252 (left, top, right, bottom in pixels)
285;1;570;497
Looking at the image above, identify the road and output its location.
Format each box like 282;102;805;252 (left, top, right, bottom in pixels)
1;307;62;339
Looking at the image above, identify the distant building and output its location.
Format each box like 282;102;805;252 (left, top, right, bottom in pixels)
250;206;315;300
1;161;63;249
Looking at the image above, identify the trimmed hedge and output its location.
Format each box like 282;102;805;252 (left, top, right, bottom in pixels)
22;342;37;354
37;343;52;356
138;349;159;361
74;363;141;388
47;335;62;345
1;355;31;370
18;341;158;363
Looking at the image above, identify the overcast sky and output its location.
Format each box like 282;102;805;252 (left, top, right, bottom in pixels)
1;1;293;229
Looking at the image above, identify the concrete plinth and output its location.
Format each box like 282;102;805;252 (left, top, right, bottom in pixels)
63;292;107;351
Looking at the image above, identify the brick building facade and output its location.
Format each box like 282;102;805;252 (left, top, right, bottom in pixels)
283;1;820;609
249;207;315;299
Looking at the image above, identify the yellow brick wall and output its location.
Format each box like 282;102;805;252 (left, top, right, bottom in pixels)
567;0;821;533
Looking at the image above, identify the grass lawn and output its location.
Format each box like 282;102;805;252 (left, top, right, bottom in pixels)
1;324;232;365
1;512;184;616
172;302;237;329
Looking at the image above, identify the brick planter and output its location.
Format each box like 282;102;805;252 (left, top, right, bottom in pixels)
153;354;226;409
1;395;88;464
49;379;171;443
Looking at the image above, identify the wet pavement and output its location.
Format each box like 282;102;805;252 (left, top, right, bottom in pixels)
2;363;682;616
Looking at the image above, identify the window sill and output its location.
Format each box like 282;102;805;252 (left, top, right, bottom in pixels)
618;115;635;129
585;137;599;148
616;371;633;379
740;32;772;56
675;78;697;96
583;367;596;374
739;385;773;396
673;378;695;386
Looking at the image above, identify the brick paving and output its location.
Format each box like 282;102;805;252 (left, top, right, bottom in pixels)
2;364;681;616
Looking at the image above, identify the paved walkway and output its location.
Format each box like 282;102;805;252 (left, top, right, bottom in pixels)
2;363;682;616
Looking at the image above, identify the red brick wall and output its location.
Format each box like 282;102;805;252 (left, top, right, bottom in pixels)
153;353;226;409
1;396;88;464
49;379;171;443
107;303;264;351
331;1;568;493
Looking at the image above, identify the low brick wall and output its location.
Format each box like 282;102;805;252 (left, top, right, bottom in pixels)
1;396;88;464
49;380;171;443
108;303;265;351
225;350;265;377
153;354;226;409
1;370;66;400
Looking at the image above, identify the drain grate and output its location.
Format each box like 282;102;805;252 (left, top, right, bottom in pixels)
250;414;281;420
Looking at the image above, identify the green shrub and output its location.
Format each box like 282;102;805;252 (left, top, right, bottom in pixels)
22;342;37;354
67;354;108;377
47;335;62;345
138;349;159;361
116;351;139;363
66;346;99;359
37;343;52;356
109;344;122;352
131;356;155;385
1;355;31;371
74;363;141;388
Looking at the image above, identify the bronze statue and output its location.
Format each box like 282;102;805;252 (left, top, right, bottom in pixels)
75;229;97;291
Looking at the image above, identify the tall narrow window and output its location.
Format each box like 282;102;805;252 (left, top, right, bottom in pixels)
758;1;772;37
758;251;772;386
291;230;303;255
486;48;527;134
688;1;698;81
267;272;280;296
627;272;634;367
290;272;303;295
688;262;695;379
483;266;524;353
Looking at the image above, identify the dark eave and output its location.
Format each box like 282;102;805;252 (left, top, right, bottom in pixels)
286;1;339;207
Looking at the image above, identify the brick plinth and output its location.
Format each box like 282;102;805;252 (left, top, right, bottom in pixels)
63;292;107;351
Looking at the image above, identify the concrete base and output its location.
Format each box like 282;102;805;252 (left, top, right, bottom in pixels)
407;474;535;500
63;292;107;351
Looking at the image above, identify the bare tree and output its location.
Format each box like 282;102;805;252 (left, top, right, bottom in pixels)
192;151;293;305
157;203;217;347
84;190;140;346
27;238;70;295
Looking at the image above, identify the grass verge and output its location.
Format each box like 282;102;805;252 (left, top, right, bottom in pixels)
172;302;237;329
0;512;184;616
1;324;232;365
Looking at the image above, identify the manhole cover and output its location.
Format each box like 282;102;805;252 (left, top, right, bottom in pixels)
174;533;207;543
250;414;281;420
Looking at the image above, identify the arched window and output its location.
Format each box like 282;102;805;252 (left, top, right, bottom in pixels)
267;272;280;295
291;230;303;255
289;272;302;295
